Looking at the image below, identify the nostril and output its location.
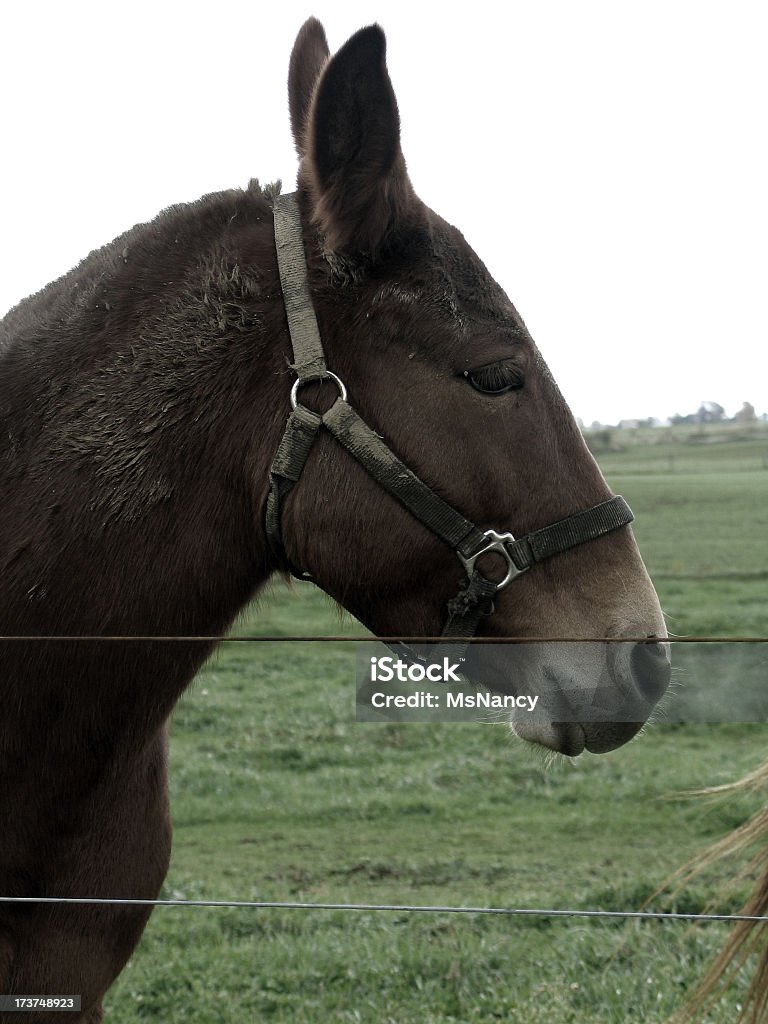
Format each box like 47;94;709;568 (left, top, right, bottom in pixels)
630;641;671;703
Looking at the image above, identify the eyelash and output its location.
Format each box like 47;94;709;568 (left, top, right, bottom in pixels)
463;361;524;395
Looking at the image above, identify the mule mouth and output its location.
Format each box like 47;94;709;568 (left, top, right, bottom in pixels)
510;718;645;756
512;719;586;757
461;639;668;757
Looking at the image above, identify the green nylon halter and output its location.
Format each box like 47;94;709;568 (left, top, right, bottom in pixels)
266;192;635;650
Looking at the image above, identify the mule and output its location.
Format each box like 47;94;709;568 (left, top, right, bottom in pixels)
0;18;669;1021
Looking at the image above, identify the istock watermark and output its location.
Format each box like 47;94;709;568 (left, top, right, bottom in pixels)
355;641;768;724
369;655;463;683
356;645;545;722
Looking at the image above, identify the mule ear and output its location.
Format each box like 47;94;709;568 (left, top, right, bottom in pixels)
303;25;415;254
289;18;331;157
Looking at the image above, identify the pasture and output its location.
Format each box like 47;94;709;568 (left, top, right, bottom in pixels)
105;431;768;1022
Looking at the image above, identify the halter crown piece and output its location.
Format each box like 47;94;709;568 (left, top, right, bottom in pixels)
266;193;635;656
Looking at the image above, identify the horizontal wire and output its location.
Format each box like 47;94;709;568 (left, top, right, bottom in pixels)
0;895;765;922
0;636;765;643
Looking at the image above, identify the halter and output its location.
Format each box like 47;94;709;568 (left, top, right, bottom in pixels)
266;193;634;654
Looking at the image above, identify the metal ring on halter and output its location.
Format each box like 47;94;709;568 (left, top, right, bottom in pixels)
290;371;348;410
458;529;528;591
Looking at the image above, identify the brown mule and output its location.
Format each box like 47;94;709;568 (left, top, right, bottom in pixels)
0;18;667;1020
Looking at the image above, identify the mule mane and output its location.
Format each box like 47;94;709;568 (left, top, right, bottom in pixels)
0;180;286;526
1;178;281;354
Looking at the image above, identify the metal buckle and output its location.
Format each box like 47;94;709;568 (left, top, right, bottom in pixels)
290;371;348;410
458;530;527;591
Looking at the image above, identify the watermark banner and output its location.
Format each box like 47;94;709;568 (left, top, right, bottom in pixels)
355;641;768;723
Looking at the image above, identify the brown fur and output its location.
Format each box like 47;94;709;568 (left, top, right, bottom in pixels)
0;19;666;1020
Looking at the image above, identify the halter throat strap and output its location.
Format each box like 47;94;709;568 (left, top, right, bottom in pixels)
267;192;634;646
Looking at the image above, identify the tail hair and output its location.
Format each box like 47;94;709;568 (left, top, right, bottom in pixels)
663;761;768;1023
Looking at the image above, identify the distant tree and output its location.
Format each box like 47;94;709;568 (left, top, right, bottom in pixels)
597;428;613;450
734;401;757;424
696;401;726;423
583;428;613;454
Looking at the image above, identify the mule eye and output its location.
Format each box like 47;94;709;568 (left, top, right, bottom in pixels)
464;361;524;395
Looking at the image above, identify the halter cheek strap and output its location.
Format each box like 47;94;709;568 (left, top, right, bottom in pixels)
266;192;634;651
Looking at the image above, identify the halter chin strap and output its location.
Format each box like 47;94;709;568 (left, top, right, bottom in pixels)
266;192;635;652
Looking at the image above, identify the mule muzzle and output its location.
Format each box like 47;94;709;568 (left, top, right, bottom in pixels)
470;639;671;756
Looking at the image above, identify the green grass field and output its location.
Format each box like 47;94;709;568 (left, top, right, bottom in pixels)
106;431;768;1022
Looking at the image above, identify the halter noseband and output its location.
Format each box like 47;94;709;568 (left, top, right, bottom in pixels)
266;193;634;653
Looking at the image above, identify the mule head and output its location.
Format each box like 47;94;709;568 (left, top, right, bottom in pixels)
276;19;669;756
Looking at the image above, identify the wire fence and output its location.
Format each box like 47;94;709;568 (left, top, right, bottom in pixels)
0;895;766;923
0;635;766;642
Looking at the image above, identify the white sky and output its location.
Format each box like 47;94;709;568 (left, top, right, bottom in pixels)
2;1;766;425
